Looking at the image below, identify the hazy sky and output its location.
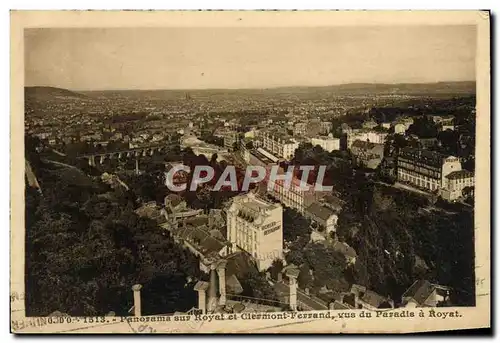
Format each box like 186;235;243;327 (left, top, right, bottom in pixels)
25;26;476;90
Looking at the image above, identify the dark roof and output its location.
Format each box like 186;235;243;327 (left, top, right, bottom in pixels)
332;301;351;310
402;280;435;305
446;170;474;180
175;225;226;256
351;140;383;151
320;194;344;211
399;147;445;168
305;202;336;221
185;216;209;228
360;290;387;308
198;235;225;255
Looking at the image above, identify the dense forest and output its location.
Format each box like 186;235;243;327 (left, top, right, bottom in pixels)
25;136;201;316
337;182;475;306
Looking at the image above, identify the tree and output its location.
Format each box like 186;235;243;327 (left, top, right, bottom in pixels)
282;207;311;242
25;145;202;316
407;116;438;138
268;259;284;280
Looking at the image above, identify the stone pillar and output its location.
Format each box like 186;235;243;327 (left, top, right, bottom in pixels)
289;275;297;311
217;261;227;306
285;267;300;311
132;284;142;317
193;281;209;314
208;265;219;312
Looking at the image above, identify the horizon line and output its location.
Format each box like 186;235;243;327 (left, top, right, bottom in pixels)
25;80;477;93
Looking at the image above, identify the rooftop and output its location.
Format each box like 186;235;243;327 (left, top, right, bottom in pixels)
402;280;435;306
446;170;474;180
305;202;336;221
399;147;447;168
351;139;384;151
360;290;388;309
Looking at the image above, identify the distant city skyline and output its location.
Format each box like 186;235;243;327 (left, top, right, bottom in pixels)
25;26;476;91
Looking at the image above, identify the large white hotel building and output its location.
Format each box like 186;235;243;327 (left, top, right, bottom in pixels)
226;193;284;271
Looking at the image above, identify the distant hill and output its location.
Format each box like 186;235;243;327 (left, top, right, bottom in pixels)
25;86;88;100
83;81;475;100
27;81;475;102
268;81;476;95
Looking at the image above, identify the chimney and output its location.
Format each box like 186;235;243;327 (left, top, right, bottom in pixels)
329;302;335;310
132;284;142;317
193;281;210;314
208;265;219;312
217;260;227;306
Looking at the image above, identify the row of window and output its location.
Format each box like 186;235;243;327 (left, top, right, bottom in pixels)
398;168;440;181
398;171;439;191
398;161;440;178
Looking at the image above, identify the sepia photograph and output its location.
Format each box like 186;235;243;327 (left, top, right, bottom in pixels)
10;10;490;333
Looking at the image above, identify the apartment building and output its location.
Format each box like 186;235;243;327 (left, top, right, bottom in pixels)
257;131;299;160
441;170;475;201
226;193;284;271
346;129;388;149
350;140;385;170
267;170;330;215
397;147;473;200
310;134;340;152
293;122;307;136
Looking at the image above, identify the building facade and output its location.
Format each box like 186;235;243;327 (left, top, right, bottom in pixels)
441;170;475;201
226;193;284;271
346;129;388;149
257;131;299;160
267;173;329;215
350;140;385;169
310;135;340;152
397;148;473;200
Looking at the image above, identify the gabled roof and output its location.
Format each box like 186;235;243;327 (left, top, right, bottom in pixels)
402;280;435;305
306;202;336;221
360;290;387;308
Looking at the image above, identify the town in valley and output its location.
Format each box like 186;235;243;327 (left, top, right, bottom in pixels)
23;26;477;319
25;82;476;317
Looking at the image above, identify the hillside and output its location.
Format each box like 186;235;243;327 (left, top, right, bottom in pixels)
25;86;88;101
270;81;476;95
81;81;476;100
